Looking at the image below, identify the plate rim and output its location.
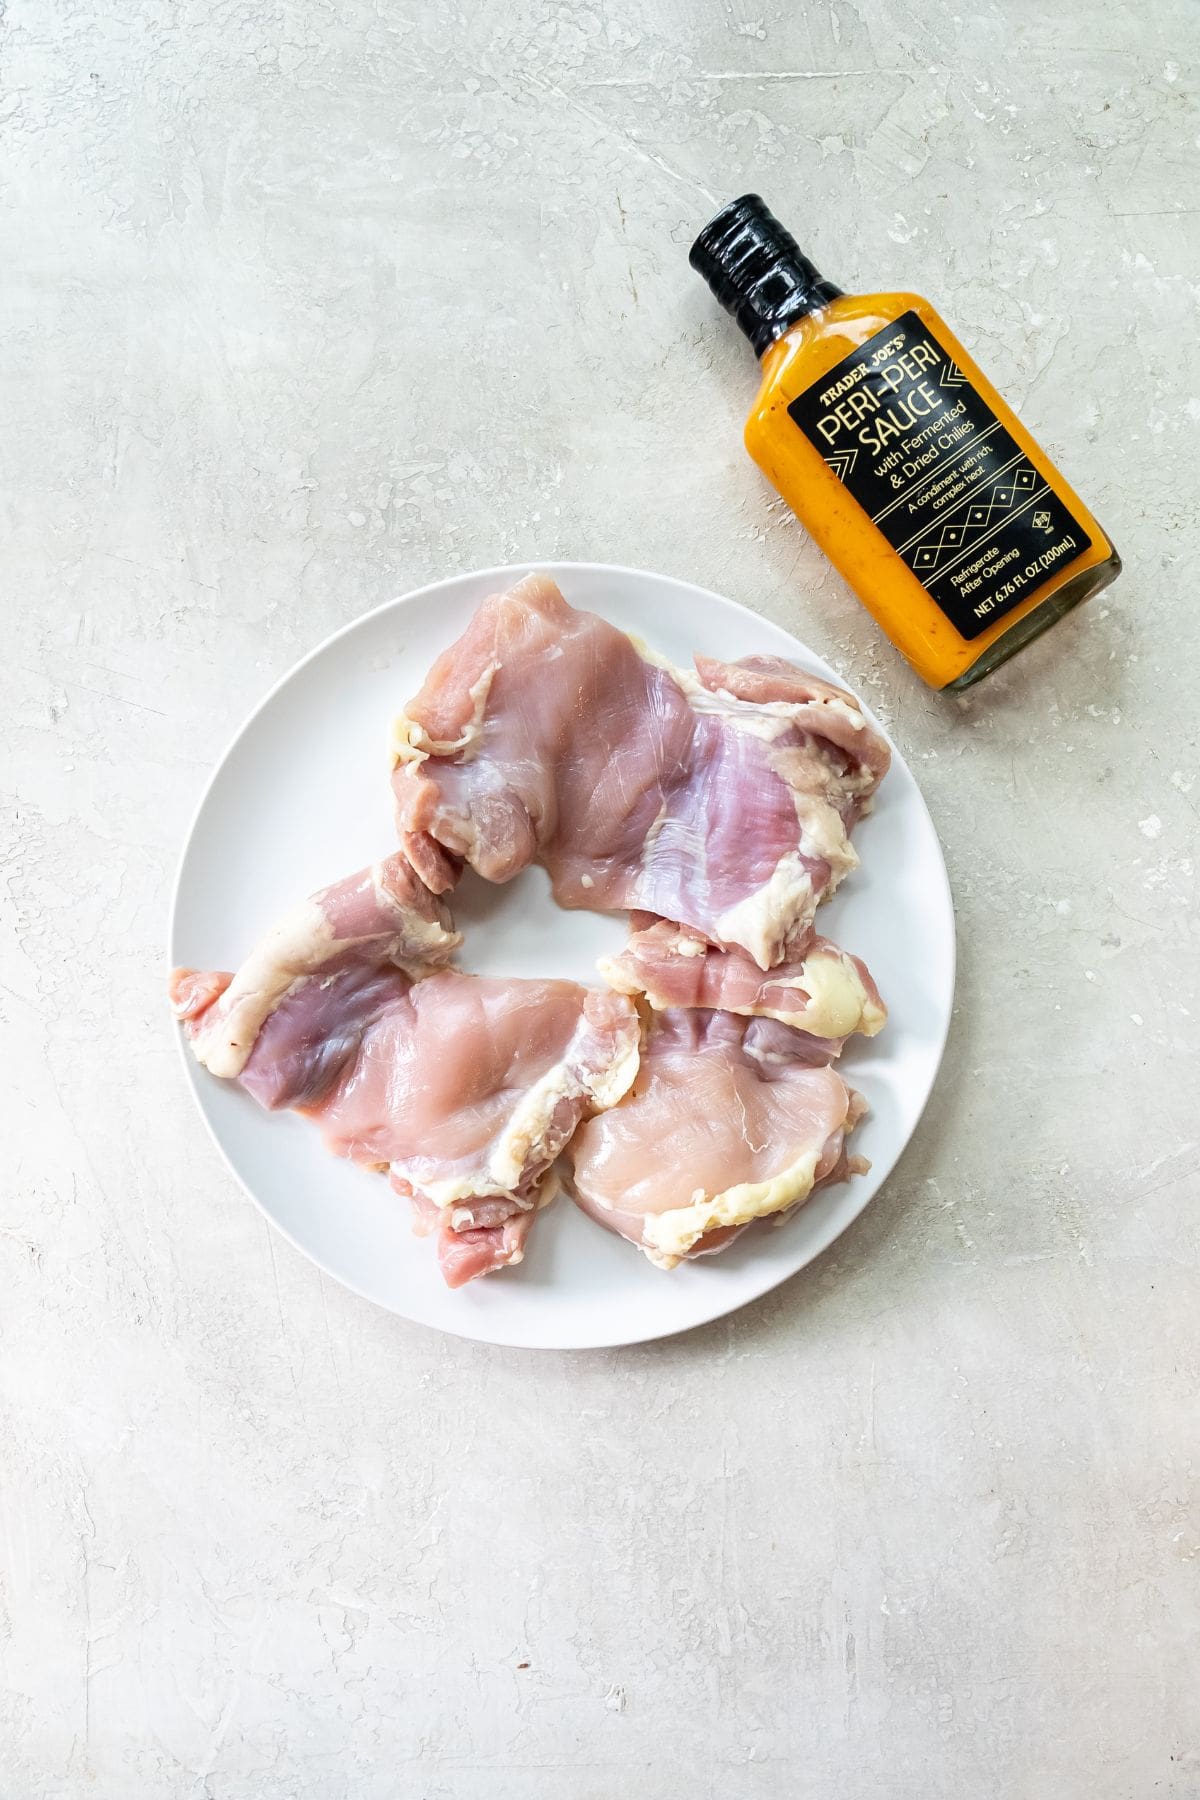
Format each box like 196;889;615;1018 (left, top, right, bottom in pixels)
168;559;956;1349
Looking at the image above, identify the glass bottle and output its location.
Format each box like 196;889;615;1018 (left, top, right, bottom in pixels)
691;195;1121;691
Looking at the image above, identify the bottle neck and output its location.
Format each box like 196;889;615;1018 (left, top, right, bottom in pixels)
689;195;842;357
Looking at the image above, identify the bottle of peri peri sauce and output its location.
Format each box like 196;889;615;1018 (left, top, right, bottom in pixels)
690;195;1121;690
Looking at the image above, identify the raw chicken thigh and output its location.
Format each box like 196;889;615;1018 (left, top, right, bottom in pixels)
171;853;460;1091
601;915;886;1044
565;1008;866;1269
170;857;639;1286
393;576;890;969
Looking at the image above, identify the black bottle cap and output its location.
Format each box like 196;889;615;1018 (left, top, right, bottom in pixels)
689;194;842;356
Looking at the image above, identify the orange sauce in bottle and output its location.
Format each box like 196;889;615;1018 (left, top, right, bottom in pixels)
692;198;1121;691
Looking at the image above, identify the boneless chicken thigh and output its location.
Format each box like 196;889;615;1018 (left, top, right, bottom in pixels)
565;1008;866;1268
601;914;886;1045
170;852;460;1093
393;576;890;969
170;857;639;1286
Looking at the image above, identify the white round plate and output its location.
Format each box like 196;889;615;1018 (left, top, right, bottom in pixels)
170;562;954;1350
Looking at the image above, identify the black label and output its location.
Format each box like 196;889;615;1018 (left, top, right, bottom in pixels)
787;310;1092;640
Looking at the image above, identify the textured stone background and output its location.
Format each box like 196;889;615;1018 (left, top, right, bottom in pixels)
2;1;1197;1795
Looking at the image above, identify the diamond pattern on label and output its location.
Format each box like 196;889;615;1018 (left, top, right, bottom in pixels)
913;468;1041;574
964;466;1037;530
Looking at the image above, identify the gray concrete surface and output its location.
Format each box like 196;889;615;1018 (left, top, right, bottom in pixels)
2;1;1197;1795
